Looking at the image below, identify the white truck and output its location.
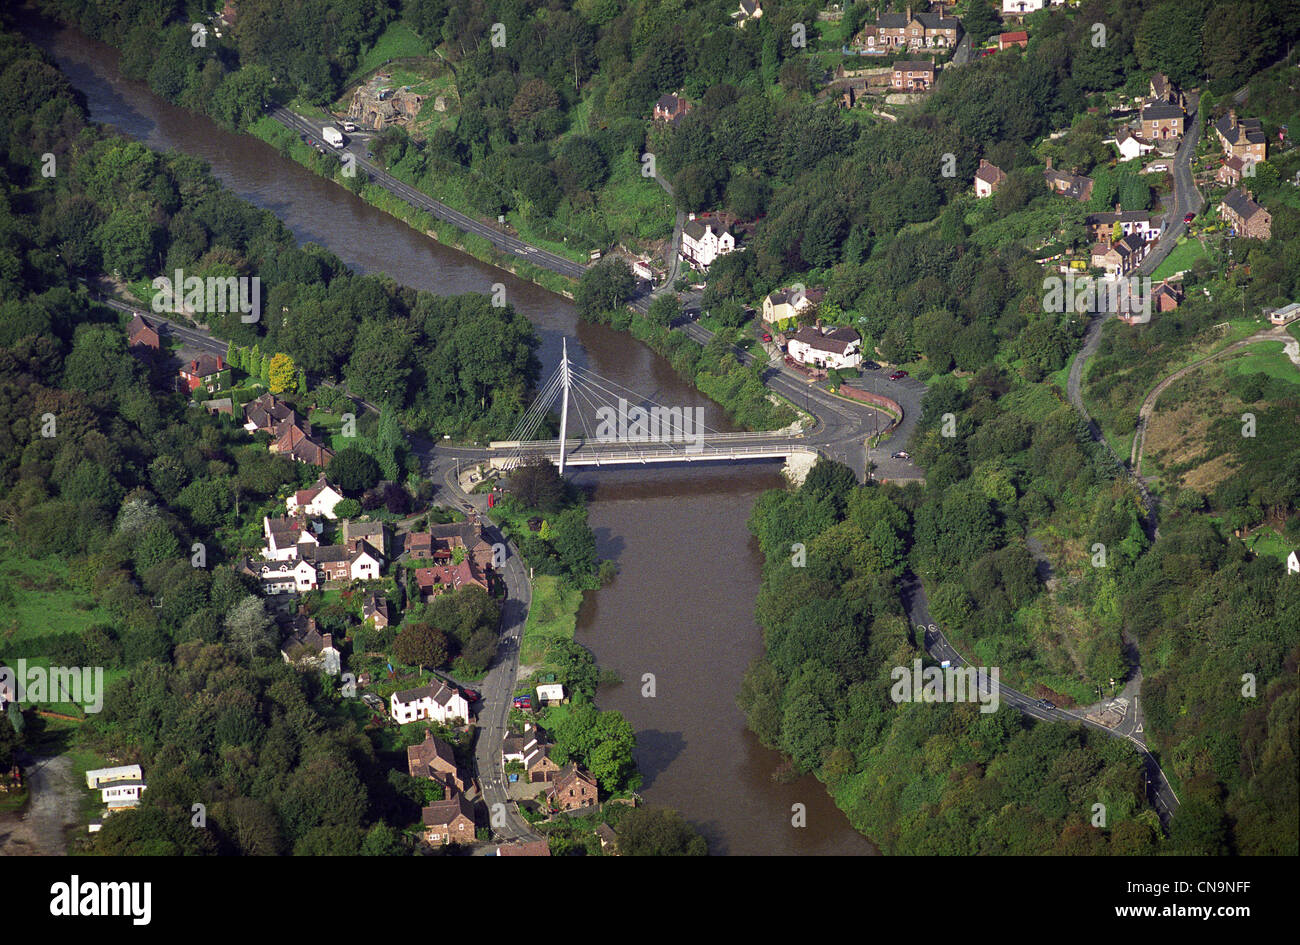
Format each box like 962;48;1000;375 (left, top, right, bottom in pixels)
322;126;345;149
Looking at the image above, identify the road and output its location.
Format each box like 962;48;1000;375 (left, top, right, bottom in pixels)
270;107;588;281
1134;91;1203;278
901;574;1181;824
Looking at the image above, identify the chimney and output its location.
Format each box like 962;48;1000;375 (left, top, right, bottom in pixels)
1045;156;1052;171
1229;108;1237;129
216;355;223;370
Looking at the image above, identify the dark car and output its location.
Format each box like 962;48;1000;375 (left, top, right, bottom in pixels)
888;370;909;380
862;360;880;370
1040;700;1056;710
1183;212;1196;224
891;451;911;460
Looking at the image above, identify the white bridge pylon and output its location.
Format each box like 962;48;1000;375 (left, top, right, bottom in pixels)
496;339;750;475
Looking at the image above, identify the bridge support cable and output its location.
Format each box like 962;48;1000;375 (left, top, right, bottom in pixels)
558;339;571;477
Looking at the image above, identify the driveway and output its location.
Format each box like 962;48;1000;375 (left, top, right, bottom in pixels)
0;754;79;855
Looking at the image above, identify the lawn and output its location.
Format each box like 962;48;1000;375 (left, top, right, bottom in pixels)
346;22;431;86
1243;526;1291;564
1151;237;1210;280
0;534;115;647
520;575;581;666
1221;342;1300;386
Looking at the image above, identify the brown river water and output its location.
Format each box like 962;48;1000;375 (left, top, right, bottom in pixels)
26;19;876;855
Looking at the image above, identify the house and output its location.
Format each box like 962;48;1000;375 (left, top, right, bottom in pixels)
127;313;160;350
1214;110;1267;164
1090;234;1150;277
536;683;565;706
653;92;691;124
788;325;863;370
342;520;387;559
892;60;936;92
362;593;391;629
286;474;344;519
425;518;493;569
407;731;469;795
203;398;233;417
595;823;619;854
1001;0;1064;16
497;840;552;856
280;616;341;675
421;795;475;845
680;216;737;271
1267;302;1300;326
1113;127;1156;162
732;0;763;26
243;392;296;433
1218;188;1272;239
503;725;560;782
1288;550;1299;575
309;540;383;583
863;6;962;50
101;780;147;810
1043;158;1094;202
391;680;471;726
1139;102;1184;140
178;353;229;395
1084;207;1163;243
270;419;334;467
413;560;489;600
263;515;317;561
1217;154;1248;187
762;286;825;327
998;31;1028;50
1148;73;1186;111
406;531;434;560
974;159;1007;197
240;556;319;595
1152;280;1184;312
86;765;143;789
547;764;599;812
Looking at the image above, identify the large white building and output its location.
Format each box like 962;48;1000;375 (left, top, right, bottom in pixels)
680;217;737;271
286;474;344;519
787;325;863;370
391;680;470;726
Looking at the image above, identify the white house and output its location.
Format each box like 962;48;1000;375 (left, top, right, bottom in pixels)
1114;127;1156;161
536;683;565;705
1267;302;1300;326
243;557;319;595
286;474;344;519
349;545;383;582
1002;0;1064;14
1288;550;1299;574
101;780;146;809
263;515;318;561
680;216;737;270
787;325;863;370
391;681;470;726
974;159;1007;198
85;765;143;789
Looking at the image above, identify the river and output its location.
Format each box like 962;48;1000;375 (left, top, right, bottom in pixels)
26;19;876;855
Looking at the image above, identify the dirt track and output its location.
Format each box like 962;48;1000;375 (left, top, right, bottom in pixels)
0;755;78;855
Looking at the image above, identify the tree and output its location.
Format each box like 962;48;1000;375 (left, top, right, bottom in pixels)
508;459;565;511
392;622;449;669
575;259;635;320
647;293;680;328
224;595;275;660
615;806;707;856
549;508;598;579
268;353;296;394
330;447;381;494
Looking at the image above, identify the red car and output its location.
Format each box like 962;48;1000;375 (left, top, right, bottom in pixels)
761;332;773;342
1183;212;1196;224
462;689;480;703
888;370;909;380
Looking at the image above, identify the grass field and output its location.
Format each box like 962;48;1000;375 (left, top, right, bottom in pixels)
1151;237;1210;280
0;535;114;647
1221;342;1300;385
519;575;582;666
347;23;431;86
1243;526;1291;563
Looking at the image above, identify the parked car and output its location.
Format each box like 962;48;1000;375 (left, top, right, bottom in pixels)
888;370;909;380
891;451;910;460
513;695;532;709
462;688;480;703
761;332;773;342
862;360;880;370
1183;212;1196;224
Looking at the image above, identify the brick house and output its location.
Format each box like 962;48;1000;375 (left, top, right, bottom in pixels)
1139;102;1184;140
362;593;391;629
342;520;387;559
547;764;599;812
1217;154;1248;187
1148;74;1186;111
425;518;493;569
863;6;962;50
1218;188;1272;239
653;92;691;124
892;60;936;91
1214;110;1266;165
421;795;475;845
1043;158;1094;202
127;314;160;350
974;159;1007;197
998;31;1028;50
407;731;469;795
413;560;489;600
243;392;296;433
270;420;334;467
1090;233;1150;277
178;353;229;395
1152;280;1183;312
